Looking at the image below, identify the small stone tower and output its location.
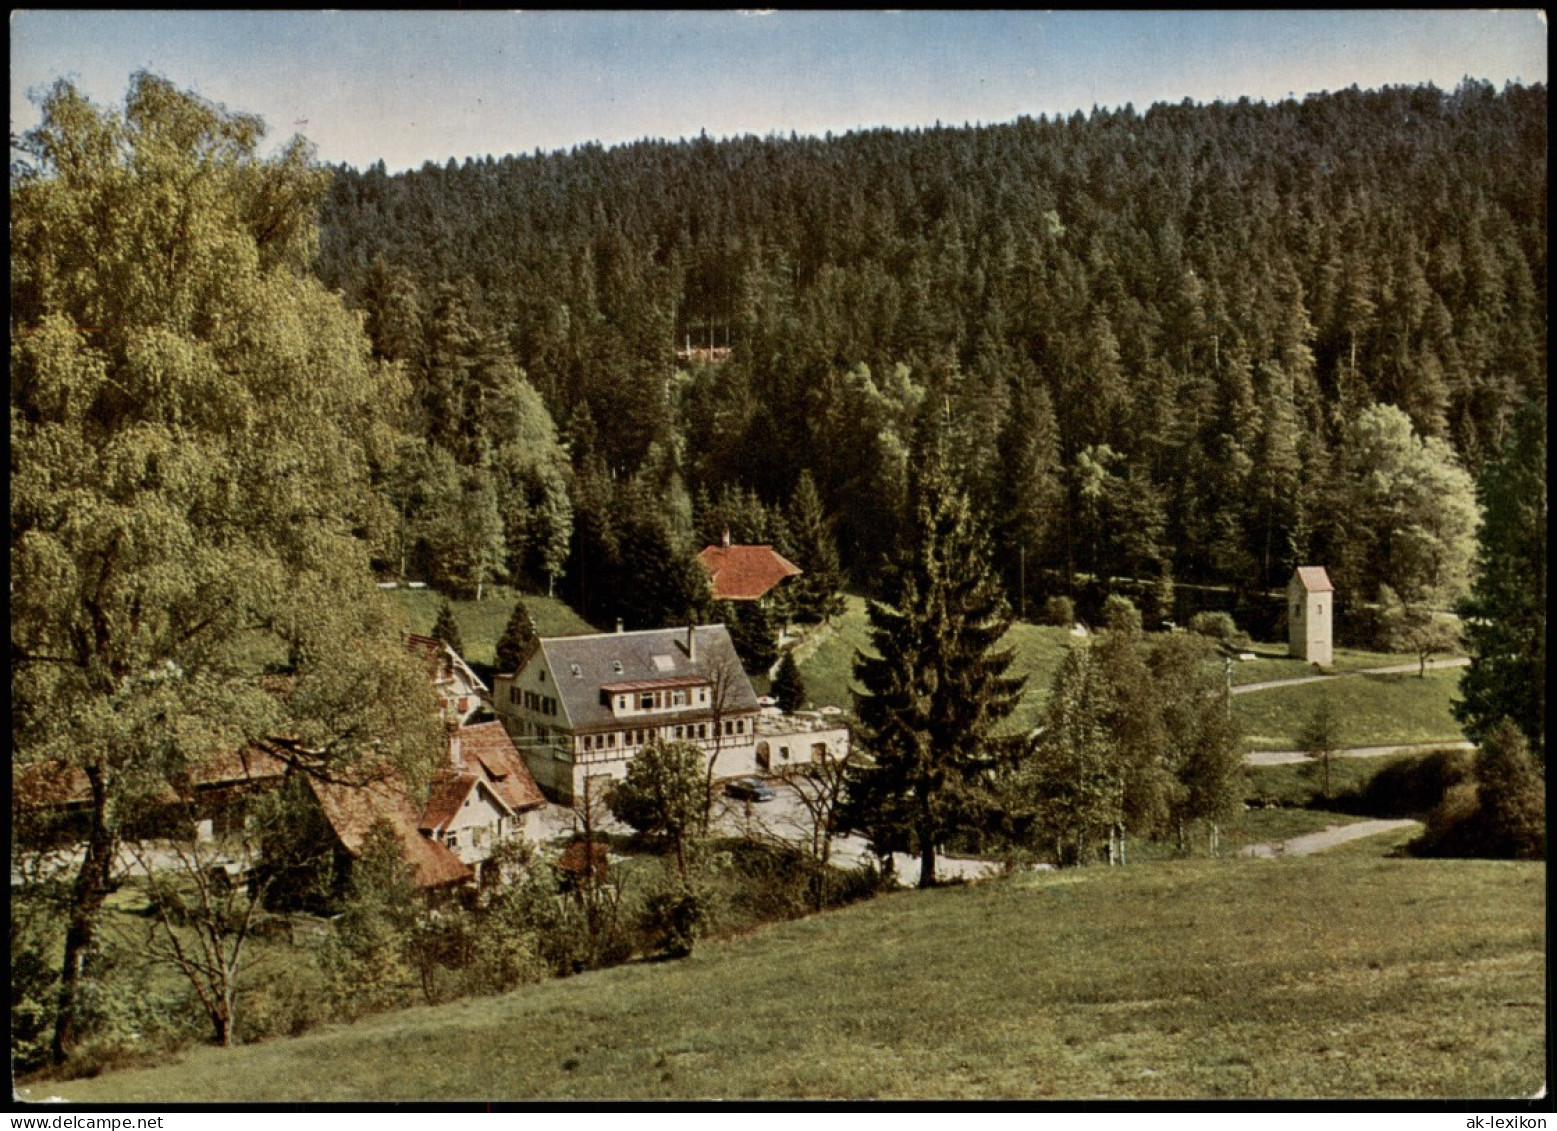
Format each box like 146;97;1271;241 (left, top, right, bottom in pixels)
1288;566;1334;666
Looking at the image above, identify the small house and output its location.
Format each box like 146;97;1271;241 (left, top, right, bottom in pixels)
1288;566;1334;666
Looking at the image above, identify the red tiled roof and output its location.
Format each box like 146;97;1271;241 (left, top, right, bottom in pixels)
308;772;472;889
1293;566;1334;593
458;721;546;811
187;743;290;787
696;544;802;601
16;743;289;810
418;772;484;834
13;760;92;809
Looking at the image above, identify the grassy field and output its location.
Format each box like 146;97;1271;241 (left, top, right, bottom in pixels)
33;854;1543;1102
387;586;597;668
1234;667;1466;752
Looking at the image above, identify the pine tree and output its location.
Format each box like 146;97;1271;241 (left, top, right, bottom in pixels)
1023;645;1120;865
1469;719;1544;860
771;649;807;713
432;600;465;658
785;469;846;623
1453;405;1546;760
494;599;538;676
845;409;1025;887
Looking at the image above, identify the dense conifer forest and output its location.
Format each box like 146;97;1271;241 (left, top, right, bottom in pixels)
314;80;1545;630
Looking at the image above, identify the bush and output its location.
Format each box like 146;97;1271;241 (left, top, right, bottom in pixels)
1188;611;1249;646
1411;722;1545;860
640;883;705;959
1041;595;1075;628
1335;747;1474;817
1101;594;1142;636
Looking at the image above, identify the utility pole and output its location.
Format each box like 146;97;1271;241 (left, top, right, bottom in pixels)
1019;545;1026;621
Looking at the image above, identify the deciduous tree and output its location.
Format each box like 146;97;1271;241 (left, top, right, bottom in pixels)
10;74;442;1062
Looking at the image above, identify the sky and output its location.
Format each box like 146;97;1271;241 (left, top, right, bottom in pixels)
10;10;1548;173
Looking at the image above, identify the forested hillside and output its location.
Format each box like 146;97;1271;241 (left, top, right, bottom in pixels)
314;80;1546;628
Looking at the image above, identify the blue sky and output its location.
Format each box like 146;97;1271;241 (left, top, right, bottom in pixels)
11;10;1548;172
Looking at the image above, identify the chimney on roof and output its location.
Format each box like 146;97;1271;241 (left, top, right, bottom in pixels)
448;723;464;771
686;625;697;663
616;617;624;634
721;528;731;549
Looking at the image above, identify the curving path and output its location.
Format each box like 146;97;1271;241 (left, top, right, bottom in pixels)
1245;740;1475;766
1231;655;1468;695
1240;818;1421;858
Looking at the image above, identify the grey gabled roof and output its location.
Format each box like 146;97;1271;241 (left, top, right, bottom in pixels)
537;624;759;733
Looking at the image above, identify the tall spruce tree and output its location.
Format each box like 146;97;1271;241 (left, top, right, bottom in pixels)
1453;404;1546;760
845;407;1025;887
785;469;847;623
494;598;538;676
771;649;807;713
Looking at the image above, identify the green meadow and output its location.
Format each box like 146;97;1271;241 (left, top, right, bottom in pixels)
36;854;1544;1102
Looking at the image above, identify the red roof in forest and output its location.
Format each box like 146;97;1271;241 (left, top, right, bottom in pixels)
696;543;802;601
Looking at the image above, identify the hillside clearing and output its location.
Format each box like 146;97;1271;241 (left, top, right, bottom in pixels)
33;856;1544;1102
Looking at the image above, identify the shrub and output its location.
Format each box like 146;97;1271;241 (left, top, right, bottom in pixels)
1040;595;1075;628
1101;594;1142;636
1336;748;1474;817
1412;723;1545;859
640;883;705;959
1188;611;1248;646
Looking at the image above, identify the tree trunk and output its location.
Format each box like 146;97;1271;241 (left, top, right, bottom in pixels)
918;836;936;888
52;764;115;1064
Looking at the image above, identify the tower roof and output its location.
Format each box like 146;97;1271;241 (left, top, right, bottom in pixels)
1292;566;1334;594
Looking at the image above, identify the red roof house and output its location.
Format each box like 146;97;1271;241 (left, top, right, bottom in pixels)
696;532;802;601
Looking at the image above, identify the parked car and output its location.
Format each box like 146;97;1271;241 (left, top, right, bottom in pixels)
724;776;776;803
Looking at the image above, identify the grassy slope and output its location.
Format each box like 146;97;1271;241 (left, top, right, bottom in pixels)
38;856;1543;1102
1234;668;1466;752
797;595;1072;731
1228;644;1442;686
387;587;596;668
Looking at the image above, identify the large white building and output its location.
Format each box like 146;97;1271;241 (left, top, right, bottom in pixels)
494;624;763;804
494;623;849;804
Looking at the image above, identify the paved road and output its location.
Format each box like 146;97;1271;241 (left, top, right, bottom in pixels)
1240;818;1421;858
1245;740;1475;766
1232;655;1469;695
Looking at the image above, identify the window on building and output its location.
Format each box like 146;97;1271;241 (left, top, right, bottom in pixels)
736;719;745;734
698;723;707;739
641;692;654;710
676;725;685;739
780;746;790;760
539;669;546;683
673;690;687;707
1317;604;1323;615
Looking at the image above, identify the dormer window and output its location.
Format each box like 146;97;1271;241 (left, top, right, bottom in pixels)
571;663;582;678
613;660;624;674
